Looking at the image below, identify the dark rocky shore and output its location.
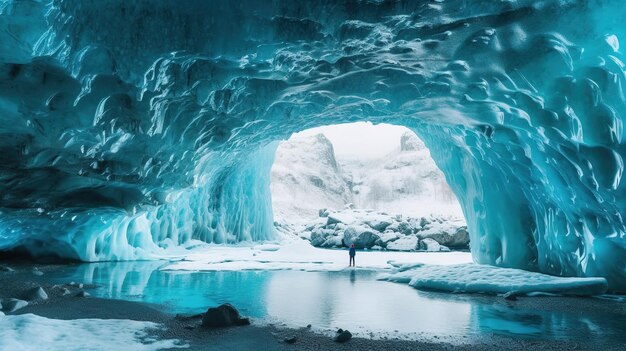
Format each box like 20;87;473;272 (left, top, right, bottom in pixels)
1;260;624;351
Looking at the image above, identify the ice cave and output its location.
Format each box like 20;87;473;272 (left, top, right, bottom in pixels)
2;0;626;348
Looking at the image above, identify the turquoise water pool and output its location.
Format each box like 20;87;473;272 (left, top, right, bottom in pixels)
48;261;626;343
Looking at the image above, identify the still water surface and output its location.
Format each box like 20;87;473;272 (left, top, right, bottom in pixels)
48;261;626;342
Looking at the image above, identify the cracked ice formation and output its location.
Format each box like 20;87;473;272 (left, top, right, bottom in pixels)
0;0;626;290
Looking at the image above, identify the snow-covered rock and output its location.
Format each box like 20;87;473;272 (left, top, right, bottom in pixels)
420;238;443;252
301;208;469;252
363;216;393;231
418;224;469;248
378;231;400;244
387;236;418;251
343;225;380;249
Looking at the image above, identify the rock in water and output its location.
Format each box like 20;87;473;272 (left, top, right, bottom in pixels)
202;303;250;328
503;291;518;301
0;265;14;272
24;287;48;301
75;290;90;297
334;329;352;343
2;298;28;312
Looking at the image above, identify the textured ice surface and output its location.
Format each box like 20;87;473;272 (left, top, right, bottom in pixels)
383;263;608;296
0;1;625;289
0;314;187;351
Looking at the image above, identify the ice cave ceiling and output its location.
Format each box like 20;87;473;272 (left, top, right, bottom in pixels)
0;0;626;290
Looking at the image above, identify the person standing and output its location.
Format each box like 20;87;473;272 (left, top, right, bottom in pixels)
349;243;356;267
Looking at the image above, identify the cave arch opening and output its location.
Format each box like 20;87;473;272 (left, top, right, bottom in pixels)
269;121;469;252
270;122;469;251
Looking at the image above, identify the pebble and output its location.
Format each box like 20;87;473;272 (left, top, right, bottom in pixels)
284;336;297;344
24;287;48;301
0;265;15;272
75;291;90;298
503;291;518;301
334;329;352;343
2;298;28;313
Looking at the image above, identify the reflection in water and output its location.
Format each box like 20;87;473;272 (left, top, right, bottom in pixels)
48;262;626;342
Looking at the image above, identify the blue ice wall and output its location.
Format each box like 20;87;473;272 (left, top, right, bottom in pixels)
0;0;626;289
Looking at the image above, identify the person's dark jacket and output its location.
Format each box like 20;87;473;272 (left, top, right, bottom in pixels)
349;247;356;257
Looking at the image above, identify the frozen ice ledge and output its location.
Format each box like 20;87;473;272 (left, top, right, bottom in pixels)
0;0;626;291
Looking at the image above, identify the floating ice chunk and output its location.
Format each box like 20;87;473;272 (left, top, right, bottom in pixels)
384;264;608;296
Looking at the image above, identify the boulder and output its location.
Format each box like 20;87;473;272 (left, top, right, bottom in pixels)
419;238;442;251
378;231;400;244
419;217;429;228
202;303;250;328
321;235;343;248
417;226;470;249
284;336;297;344
342;225;380;249
363;217;392;231
387;236;418;251
326;212;356;225
334;329;352;343
310;230;328;247
397;221;413;235
75;290;90;297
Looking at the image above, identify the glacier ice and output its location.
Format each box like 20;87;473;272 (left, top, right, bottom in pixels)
0;0;626;290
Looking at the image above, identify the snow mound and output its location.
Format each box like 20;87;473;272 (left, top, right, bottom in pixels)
0;314;187;351
383;264;608;296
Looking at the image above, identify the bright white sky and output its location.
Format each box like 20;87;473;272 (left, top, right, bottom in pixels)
294;122;412;160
